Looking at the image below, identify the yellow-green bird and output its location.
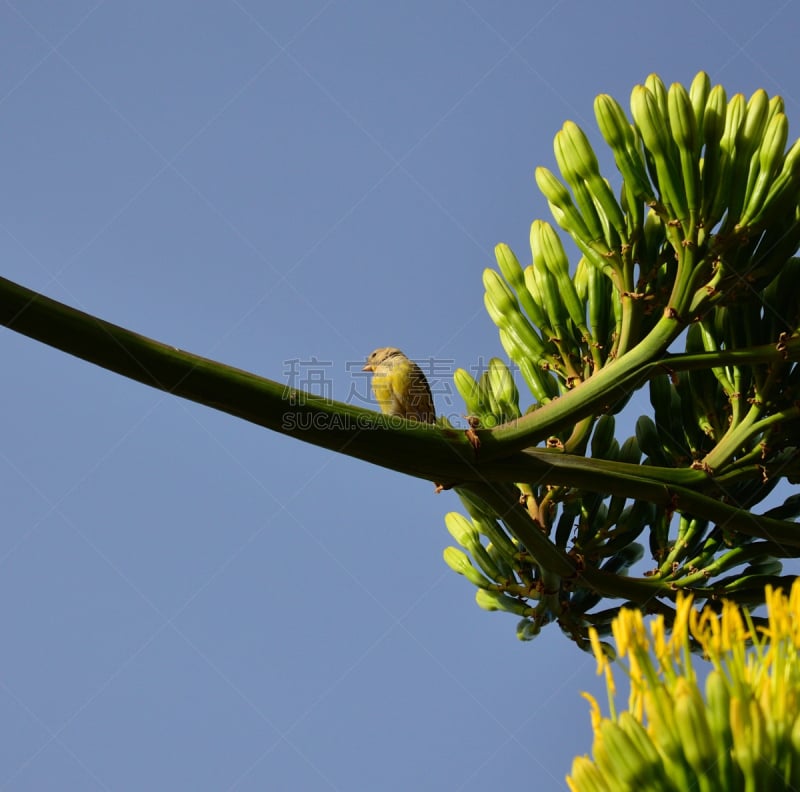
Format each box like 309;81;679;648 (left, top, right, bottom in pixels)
363;347;436;423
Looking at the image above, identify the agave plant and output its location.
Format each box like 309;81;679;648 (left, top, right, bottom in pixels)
1;72;799;649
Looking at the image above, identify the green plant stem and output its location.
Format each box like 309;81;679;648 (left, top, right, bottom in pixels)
703;403;800;472
0;274;473;480
668;542;788;588
2;275;798;547
663;336;800;371
467;482;574;576
486;312;686;454
491;450;800;546
483;330;800;455
466;483;668;605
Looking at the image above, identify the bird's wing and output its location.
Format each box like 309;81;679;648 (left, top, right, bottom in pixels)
403;360;435;421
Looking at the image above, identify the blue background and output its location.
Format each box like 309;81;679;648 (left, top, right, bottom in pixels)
0;2;798;789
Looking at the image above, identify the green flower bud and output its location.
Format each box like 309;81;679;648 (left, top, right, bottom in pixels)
453;368;487;416
535;166;594;241
700;84;727;222
668;82;700;218
561;120;602;181
644;73;669;118
740;88;769;152
445;511;479;548
740;131;800;230
528;230;571;336
443;546;493;589
495;243;547;328
689;71;710;139
724;89;770;227
703;84;727;148
709;92;745;225
631;85;686;219
573;256;589;302
616;713;670;788
617;435;641;465
738;108;785;224
487;358;520;419
554;130;607;244
668;82;697;154
567;755;610;792
474;589;531;616
483;269;549;359
530;220;588;335
598;719;655;788
497;327;555;403
631;84;668;156
674;677;717;782
594;93;654;203
591;415;616;458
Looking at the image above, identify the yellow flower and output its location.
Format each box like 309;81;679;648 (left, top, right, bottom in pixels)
363;347;435;423
570;581;800;791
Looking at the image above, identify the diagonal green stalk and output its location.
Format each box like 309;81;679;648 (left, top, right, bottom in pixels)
465;482;668;604
703;403;800;472
0;274;474;480
484;312;686;454
484;327;800;458
1;275;797;547
492;450;800;546
663;338;800;372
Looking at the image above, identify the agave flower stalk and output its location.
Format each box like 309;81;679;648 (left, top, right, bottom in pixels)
2;72;800;647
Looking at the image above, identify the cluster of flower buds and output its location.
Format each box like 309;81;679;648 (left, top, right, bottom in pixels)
444;72;800;643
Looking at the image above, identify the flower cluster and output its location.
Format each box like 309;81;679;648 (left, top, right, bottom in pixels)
568;581;800;791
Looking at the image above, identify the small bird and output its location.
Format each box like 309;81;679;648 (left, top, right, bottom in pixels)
363;347;436;423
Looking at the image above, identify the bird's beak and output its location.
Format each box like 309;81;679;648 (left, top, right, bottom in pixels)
363;364;373;372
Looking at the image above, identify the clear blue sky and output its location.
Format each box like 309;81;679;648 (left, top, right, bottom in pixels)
0;1;797;789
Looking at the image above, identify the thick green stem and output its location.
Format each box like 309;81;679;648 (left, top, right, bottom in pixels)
491;450;800;546
467;482;574;577
465;483;674;606
1;275;797;546
485;312;686;455
703;403;800;472
482;328;800;458
663;337;800;372
0;274;474;480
